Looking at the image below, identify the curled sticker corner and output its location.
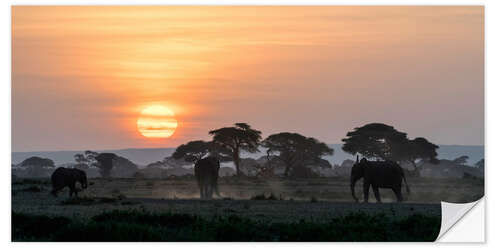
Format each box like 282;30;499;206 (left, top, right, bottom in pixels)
436;198;483;241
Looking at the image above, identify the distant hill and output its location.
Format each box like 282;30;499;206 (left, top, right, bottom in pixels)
12;144;484;167
11;148;176;167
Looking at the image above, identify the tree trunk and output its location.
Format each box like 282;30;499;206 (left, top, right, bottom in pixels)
283;157;294;178
233;150;241;176
284;165;290;178
411;161;421;177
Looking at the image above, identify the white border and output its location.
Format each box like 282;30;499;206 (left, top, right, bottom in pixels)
3;0;496;249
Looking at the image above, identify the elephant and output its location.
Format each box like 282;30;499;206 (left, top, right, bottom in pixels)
51;167;88;197
350;156;410;203
194;156;220;199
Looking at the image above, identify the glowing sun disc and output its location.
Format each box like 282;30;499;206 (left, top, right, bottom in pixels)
137;105;178;138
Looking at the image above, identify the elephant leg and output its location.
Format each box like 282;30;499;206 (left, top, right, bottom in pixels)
372;186;382;203
69;183;76;197
198;182;203;199
205;183;210;199
202;182;208;199
393;187;403;202
206;183;212;199
200;184;205;199
363;180;370;203
207;184;213;199
51;187;62;197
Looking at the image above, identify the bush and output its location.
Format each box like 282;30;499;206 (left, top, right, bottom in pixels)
13;178;50;185
250;194;267;200
60;197;121;206
310;196;318;203
12;212;71;241
250;193;278;200
12;210;441;242
60;197;97;205
268;193;278;200
111;189;127;200
21;185;43;192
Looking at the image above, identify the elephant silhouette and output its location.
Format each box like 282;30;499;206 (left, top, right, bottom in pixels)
51;167;88;197
350;156;410;203
194;156;221;199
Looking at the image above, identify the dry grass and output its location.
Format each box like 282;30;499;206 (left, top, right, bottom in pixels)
11;176;482;223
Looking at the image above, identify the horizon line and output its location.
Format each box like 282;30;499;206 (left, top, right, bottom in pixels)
12;143;486;154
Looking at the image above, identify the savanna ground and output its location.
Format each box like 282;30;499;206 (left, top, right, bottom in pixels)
11;176;483;241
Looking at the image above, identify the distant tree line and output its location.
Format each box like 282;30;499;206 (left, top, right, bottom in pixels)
12;122;483;180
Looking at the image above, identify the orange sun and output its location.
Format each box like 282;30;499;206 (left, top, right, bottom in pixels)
137;105;178;138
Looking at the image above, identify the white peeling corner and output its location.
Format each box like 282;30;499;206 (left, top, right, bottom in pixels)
436;198;484;242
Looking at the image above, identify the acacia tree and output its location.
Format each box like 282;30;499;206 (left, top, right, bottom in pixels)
475;159;484;169
73;150;100;170
74;153;86;165
209;123;262;176
95;153;117;178
342;123;408;161
172;140;212;163
21;156;55;168
172;140;232;166
452;155;469;165
21;156;55;177
342;123;439;175
262;132;333;178
399;137;439;172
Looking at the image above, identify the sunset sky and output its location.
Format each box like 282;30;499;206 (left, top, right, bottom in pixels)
12;6;484;152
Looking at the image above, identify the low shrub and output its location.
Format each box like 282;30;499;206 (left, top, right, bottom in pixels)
310;196;318;203
250;193;278;201
250;194;266;200
12;210;440;242
60;197;121;206
21;185;43;192
60;197;96;205
12;212;71;241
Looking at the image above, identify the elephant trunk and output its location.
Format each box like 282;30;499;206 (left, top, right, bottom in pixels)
350;176;359;203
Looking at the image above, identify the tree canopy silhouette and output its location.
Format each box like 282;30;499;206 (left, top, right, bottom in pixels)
401;137;439;170
74;153;86;165
172;140;212;163
95;153;117;178
342;123;408;161
73;150;99;169
452;155;469;165
172;140;231;163
20;156;55;168
262;132;333;177
20;156;55;178
475;159;484;169
342;123;439;172
209;123;262;176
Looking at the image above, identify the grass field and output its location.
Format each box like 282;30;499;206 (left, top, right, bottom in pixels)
11;176;483;241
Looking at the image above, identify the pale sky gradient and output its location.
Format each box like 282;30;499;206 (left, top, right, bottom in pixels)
12;6;484;152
